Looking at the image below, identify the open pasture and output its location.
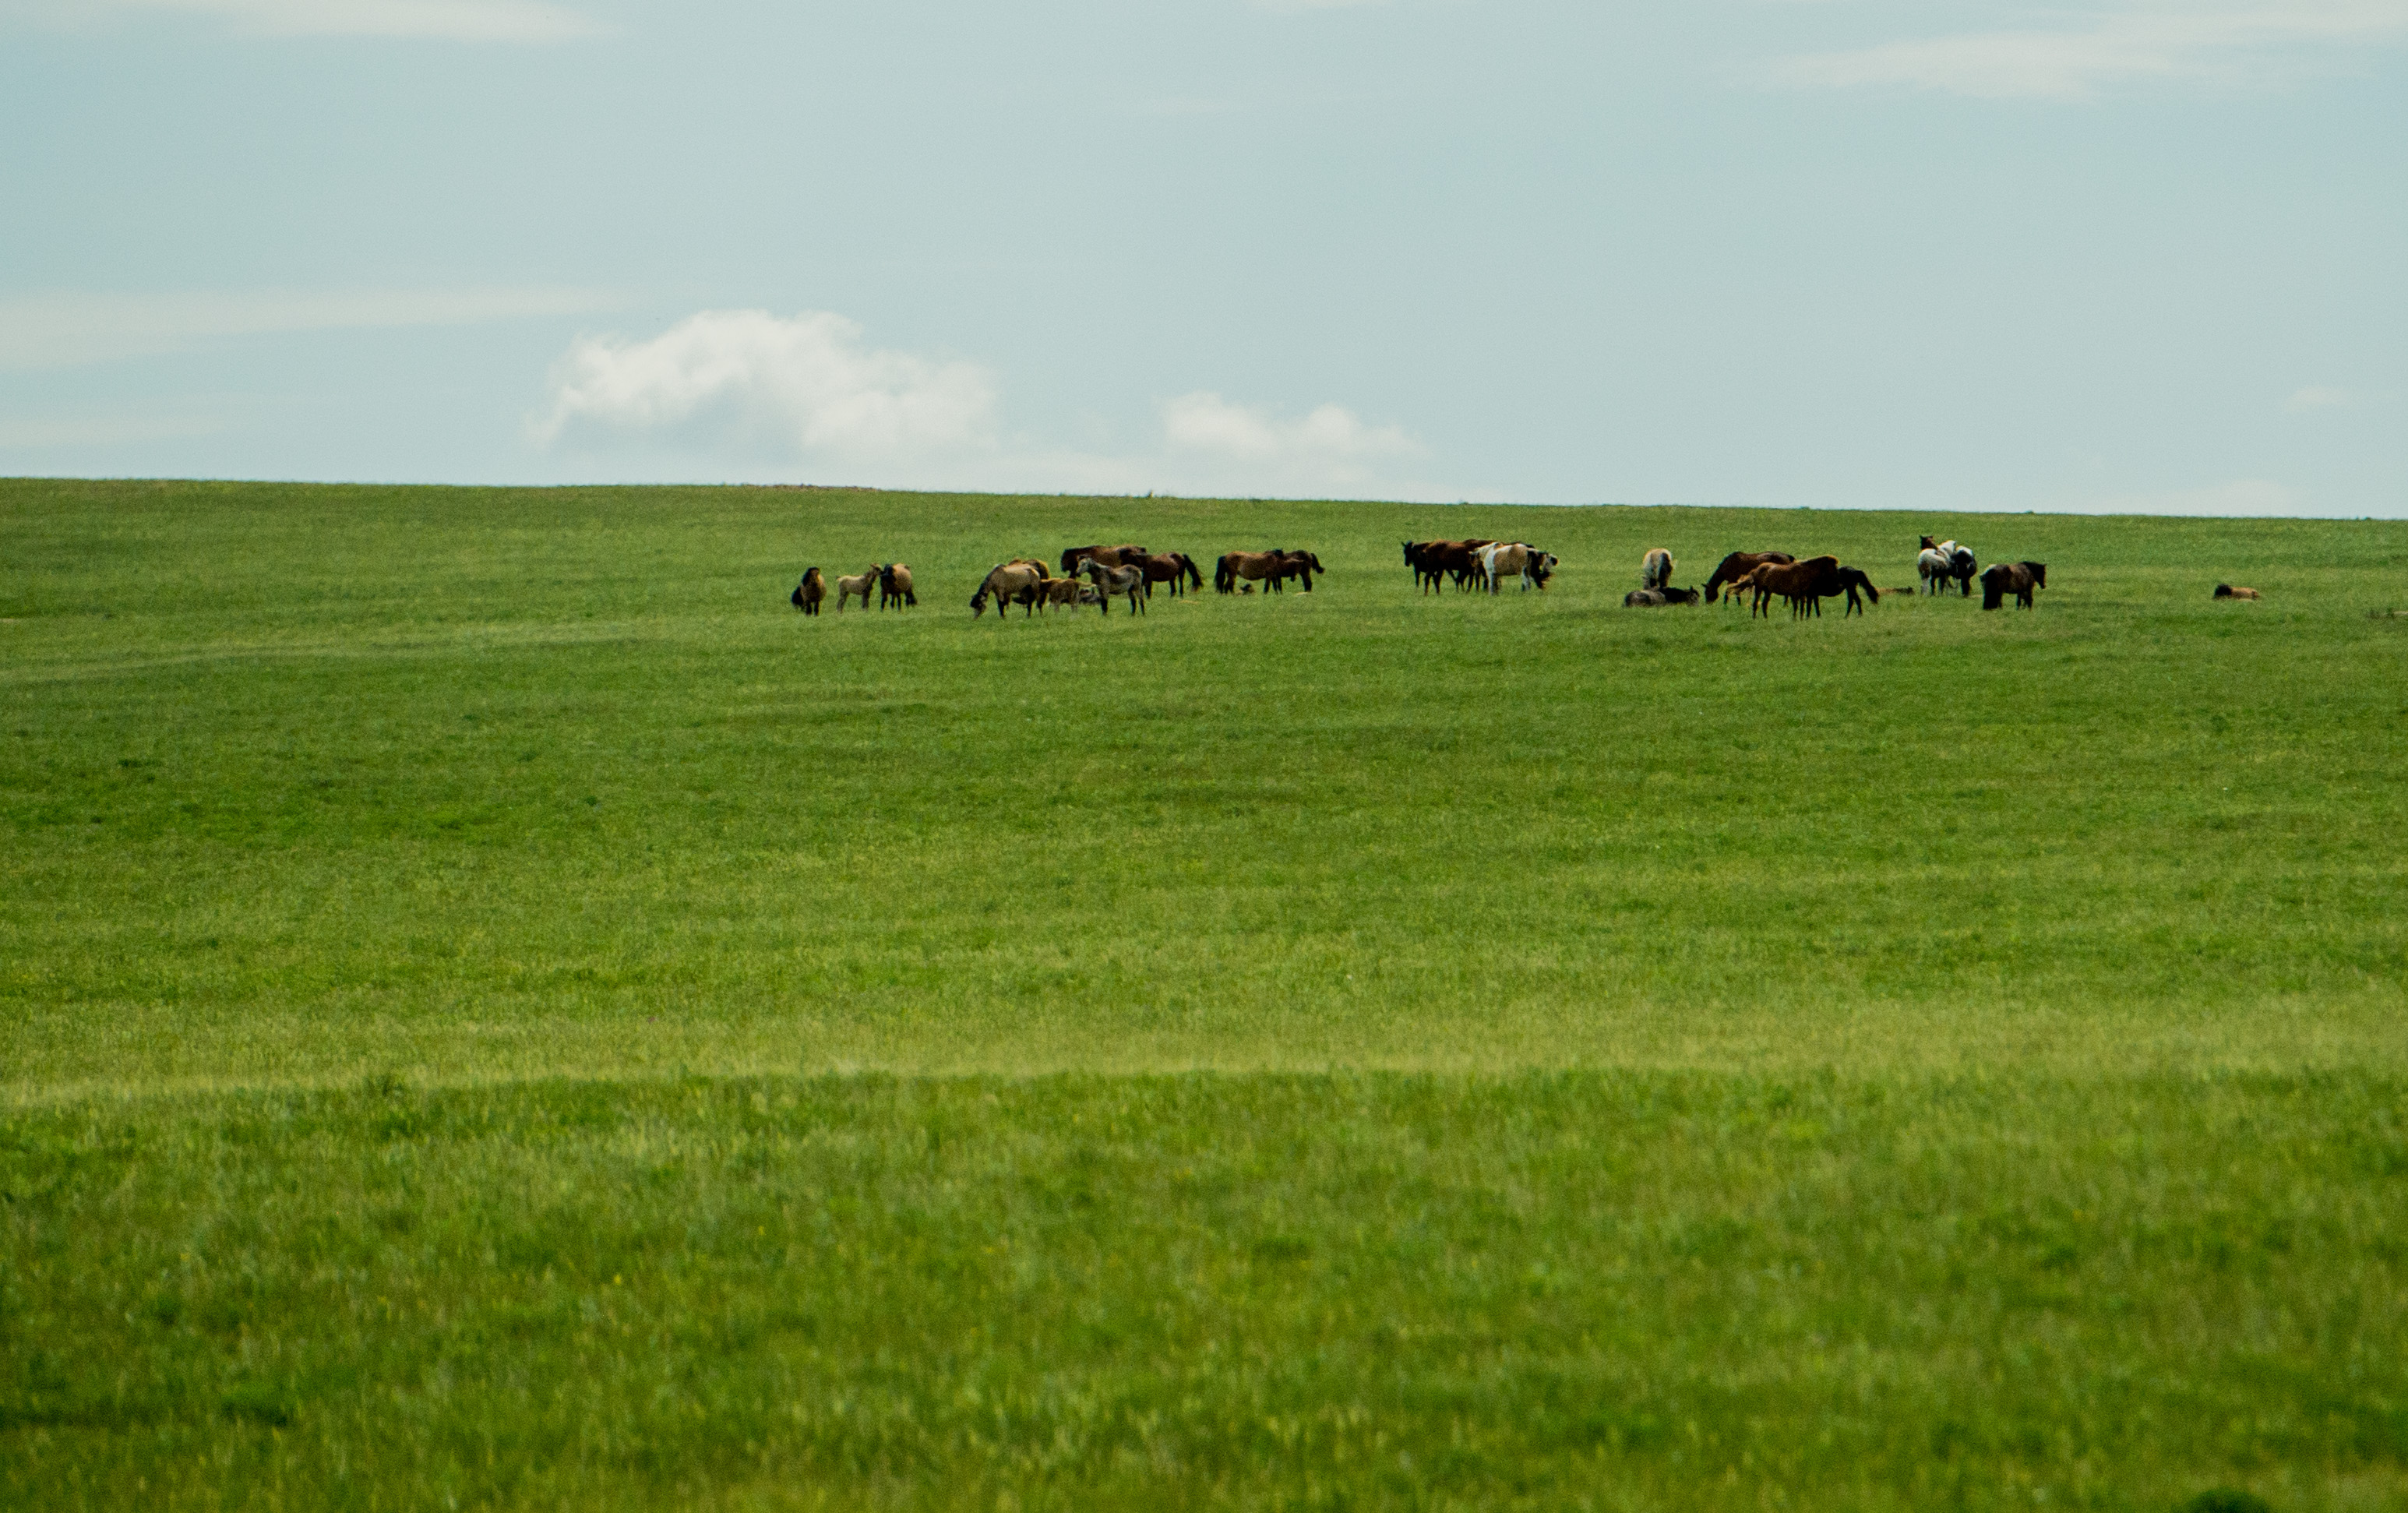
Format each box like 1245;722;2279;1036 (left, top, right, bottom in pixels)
4;478;2406;1509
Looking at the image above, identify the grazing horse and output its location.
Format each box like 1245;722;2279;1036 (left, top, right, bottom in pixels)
1276;549;1326;592
1641;548;1673;590
1061;543;1148;577
971;561;1046;619
877;563;917;609
1702;551;1793;604
834;566;880;612
1404;541;1444;594
1084;556;1148;615
1138;552;1204;598
790;567;826;616
1920;537;1978;596
1980;560;2047;610
2214;584;2261;601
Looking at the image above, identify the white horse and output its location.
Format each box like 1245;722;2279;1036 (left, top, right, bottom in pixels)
1641;548;1672;589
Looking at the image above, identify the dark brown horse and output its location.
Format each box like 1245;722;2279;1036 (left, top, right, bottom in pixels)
1981;561;2047;610
1703;551;1794;604
1405;540;1493;593
1061;543;1148;576
1217;549;1324;594
1137;552;1204;598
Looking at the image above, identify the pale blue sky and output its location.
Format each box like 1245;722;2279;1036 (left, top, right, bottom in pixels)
3;0;2402;513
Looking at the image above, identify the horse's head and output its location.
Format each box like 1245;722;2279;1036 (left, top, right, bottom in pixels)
2027;563;2048;588
1920;535;1939;551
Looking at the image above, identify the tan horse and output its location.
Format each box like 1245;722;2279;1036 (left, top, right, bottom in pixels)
790;567;825;616
2214;584;2260;601
834;566;880;612
971;562;1046;619
1641;548;1673;589
1215;551;1287;594
878;563;916;609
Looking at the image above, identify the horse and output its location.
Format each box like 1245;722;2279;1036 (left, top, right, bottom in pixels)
1218;550;1319;594
2214;584;2261;601
1061;544;1148;577
1744;555;1842;619
1138;552;1203;598
1980;561;2047;610
1702;551;1793;604
1641;548;1673;589
1916;548;1954;595
1041;576;1103;612
877;563;916;609
1084;557;1148;615
1624;587;1700;607
834;566;880;612
1406;540;1493;593
1920;537;1978;596
790;567;825;616
1276;549;1326;592
971;562;1046;619
1475;543;1552;593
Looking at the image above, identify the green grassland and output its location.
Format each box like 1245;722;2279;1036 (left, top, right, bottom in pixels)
4;477;2406;1509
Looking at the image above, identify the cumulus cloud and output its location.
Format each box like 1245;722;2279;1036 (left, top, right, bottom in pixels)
4;0;602;40
1772;0;2408;98
0;285;620;371
533;310;999;460
1162;391;1422;479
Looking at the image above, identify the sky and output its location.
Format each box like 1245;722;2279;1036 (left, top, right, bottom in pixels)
1;0;2402;513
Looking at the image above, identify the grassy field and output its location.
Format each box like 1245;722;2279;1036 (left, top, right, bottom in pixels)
4;477;2406;1509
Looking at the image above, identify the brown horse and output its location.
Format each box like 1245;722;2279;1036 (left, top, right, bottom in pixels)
1405;539;1493;593
2214;584;2260;601
1981;561;2047;610
1137;552;1204;598
1703;551;1794;604
790;567;825;616
1744;555;1840;619
1218;550;1320;594
877;563;916;609
1061;543;1148;576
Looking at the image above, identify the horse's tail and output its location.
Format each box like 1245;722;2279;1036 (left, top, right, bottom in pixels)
1215;556;1233;593
1183;555;1203;588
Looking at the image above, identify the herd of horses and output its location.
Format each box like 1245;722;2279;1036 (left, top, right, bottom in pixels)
789;532;2058;623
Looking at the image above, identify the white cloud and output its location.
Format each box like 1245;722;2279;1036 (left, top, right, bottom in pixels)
1772;1;2408;98
533;310;999;459
0;286;621;371
4;0;601;41
1163;390;1420;464
2283;385;2356;411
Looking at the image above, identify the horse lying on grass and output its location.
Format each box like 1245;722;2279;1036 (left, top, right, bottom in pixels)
1624;587;1700;607
2214;584;2261;601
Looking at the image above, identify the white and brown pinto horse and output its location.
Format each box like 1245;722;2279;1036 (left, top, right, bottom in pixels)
1641;548;1673;589
1475;542;1555;593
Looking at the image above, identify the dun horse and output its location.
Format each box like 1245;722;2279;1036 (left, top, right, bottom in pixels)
877;563;916;609
790;567;825;616
971;562;1046;619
